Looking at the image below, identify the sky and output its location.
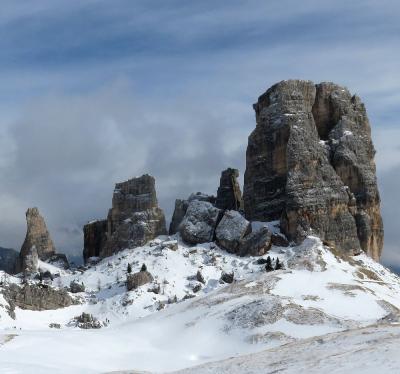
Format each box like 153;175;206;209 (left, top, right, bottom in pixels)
0;0;399;268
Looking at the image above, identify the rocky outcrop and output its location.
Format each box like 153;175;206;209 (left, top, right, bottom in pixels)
169;199;189;235
243;80;383;260
84;175;167;259
22;246;39;275
179;200;221;244
127;269;154;291
72;313;102;329
3;283;74;314
169;193;216;235
17;208;69;273
19;207;56;263
0;247;18;274
83;220;107;263
216;168;243;211
69;281;85;293
238;227;272;256
215;210;251;253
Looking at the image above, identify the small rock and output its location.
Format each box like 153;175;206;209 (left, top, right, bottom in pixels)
220;272;234;284
271;233;290;247
161;240;178;251
196;270;205;284
69;281;85;293
193;283;202;293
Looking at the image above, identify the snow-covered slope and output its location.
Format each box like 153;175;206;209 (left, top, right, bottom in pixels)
0;226;400;373
171;324;400;374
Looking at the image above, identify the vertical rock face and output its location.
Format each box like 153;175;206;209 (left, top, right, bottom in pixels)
83;174;167;260
83;220;107;263
215;168;243;211
18;208;56;273
22;246;39;275
169;199;189;235
243;80;383;260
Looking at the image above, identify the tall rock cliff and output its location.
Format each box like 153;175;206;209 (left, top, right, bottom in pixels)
83;174;167;261
17;208;56;271
243;80;383;260
82;219;107;263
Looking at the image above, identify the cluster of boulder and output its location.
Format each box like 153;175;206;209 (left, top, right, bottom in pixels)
170;168;288;256
0;80;384;281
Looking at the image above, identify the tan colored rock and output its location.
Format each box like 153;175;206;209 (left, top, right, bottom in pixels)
83;175;167;259
244;80;383;260
20;207;56;261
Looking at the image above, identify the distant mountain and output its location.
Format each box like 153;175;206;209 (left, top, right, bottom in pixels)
0;247;18;274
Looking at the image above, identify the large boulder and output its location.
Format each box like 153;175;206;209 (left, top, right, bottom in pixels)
238;227;272;257
243;80;383;260
215;168;243;211
179;200;221;244
215;210;251;253
169;193;216;235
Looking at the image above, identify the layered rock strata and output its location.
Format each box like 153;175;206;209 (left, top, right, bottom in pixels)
243;80;383;260
83;175;167;260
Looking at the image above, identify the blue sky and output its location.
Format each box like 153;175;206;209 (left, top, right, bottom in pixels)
0;0;399;267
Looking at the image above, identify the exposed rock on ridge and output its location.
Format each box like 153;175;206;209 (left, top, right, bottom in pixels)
16;208;69;273
243;80;383;260
215;168;243;211
3;283;74;315
83;220;107;263
20;208;56;261
83;174;167;261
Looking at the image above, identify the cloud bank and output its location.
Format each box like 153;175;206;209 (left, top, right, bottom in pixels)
0;0;399;267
